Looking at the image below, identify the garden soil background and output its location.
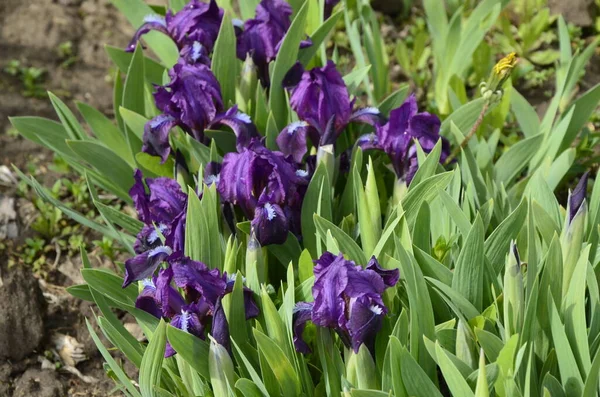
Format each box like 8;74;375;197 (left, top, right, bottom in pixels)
0;0;599;396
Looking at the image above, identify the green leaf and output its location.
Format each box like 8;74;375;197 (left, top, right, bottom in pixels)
110;0;179;66
301;162;332;258
66;284;94;302
548;293;584;395
236;379;265;397
76;102;134;165
48;92;87;141
269;1;308;129
495;133;544;185
399;343;443;397
435;342;475;397
511;90;540;138
253;329;301;397
315;220;367;266
298;10;343;65
403;172;454;227
9;116;74;158
410;139;443;187
105;45;166;85
135;152;174;177
167;325;210;379
86;319;142;397
139;320;166;397
239;0;260;20
122;45;147;118
66;140;134;194
81;268;137;307
120;107;148;141
266;232;302;268
343;65;372;96
452;216;485;310
212;12;238;107
484;199;527;274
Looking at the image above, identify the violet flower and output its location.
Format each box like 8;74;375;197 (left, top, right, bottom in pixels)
236;0;311;87
357;94;449;184
293;253;399;354
217;139;308;245
283;61;384;148
127;0;223;57
144;62;257;163
123;170;189;287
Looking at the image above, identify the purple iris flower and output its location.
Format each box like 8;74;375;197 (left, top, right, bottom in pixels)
127;0;223;56
276;121;309;163
283;61;384;147
218;139;308;245
135;267;186;319
236;0;312;87
293;253;399;353
569;172;589;224
124;170;189;287
165;300;211;357
357;94;450;184
144;62;257;163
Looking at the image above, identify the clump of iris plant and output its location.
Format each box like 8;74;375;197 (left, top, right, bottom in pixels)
135;255;259;357
293;252;399;354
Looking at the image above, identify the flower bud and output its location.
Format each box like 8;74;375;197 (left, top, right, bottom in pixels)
239;55;258;109
561;173;588;296
246;232;266;290
503;241;524;338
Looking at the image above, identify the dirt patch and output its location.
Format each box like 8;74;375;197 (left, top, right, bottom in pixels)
0;0;137;395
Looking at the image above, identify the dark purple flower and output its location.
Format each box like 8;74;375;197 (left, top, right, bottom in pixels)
123;245;173;287
236;0;311;87
285;61;384;146
357;94;449;184
569;172;589;224
293;252;399;353
135;267;186;318
211;298;231;354
292;302;314;353
218;140;307;218
153;62;223;141
276;121;309;163
252;200;288;245
165;300;211;357
170;255;228;309
127;0;223;54
210;106;259;151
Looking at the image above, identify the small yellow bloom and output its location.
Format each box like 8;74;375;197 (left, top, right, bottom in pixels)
493;52;518;77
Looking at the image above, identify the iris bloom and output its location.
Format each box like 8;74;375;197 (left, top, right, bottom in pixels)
236;0;311;87
127;0;223;62
282;61;384;149
218;139;308;245
293;253;399;353
357;94;449;184
124;170;189;287
144;62;256;163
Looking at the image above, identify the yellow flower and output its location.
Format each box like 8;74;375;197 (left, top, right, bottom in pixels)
493;52;518;78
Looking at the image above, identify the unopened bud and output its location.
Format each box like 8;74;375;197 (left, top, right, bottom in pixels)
503;241;524;338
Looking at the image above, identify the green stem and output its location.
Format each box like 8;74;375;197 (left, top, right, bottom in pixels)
444;101;490;166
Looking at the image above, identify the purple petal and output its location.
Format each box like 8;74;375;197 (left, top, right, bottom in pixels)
204;161;222;186
251;201;289;246
126;15;169;52
146;177;187;223
356;133;383;152
135;278;162;318
366;257;399;288
311;253;349;329
170;255;228;309
130;170;151;224
349;107;386;126
225;276;260;319
276;121;309;163
166;0;223;52
218;149;260;217
211;298;231;354
143;115;177;164
210;106;259;151
123;245;173;287
155;267;185;318
179;41;211;66
347;296;385;353
570;172;589;223
293;302;314;354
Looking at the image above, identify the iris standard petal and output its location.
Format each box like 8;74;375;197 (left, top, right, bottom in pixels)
276;121;309;163
123;245;173;287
